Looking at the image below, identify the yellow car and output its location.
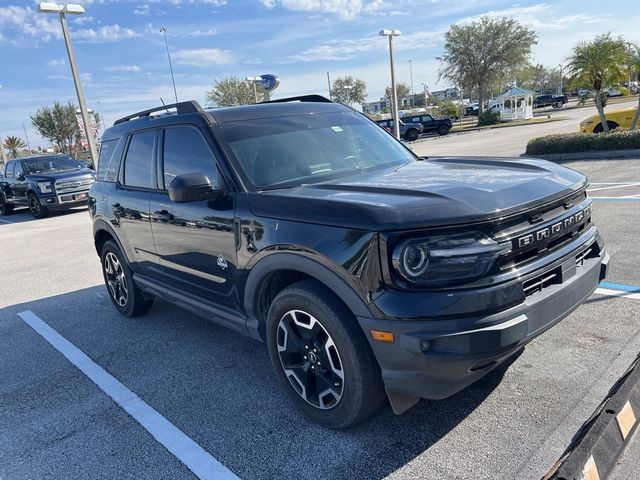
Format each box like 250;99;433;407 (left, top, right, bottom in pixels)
580;107;640;133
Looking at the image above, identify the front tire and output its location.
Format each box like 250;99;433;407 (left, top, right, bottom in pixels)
28;193;48;219
0;195;14;216
100;240;153;317
266;280;385;429
438;125;450;135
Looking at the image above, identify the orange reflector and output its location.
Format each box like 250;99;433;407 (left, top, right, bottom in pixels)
370;329;395;343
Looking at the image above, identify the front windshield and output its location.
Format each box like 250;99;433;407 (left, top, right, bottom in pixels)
22;156;81;174
220;110;416;189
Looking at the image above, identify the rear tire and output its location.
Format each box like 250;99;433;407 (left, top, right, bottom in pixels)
0;195;14;216
100;240;153;317
266;280;385;429
438;125;450;135
593;121;619;133
404;129;419;141
28;193;48;219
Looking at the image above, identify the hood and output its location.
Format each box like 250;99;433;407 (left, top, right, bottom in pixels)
248;157;587;231
25;169;93;182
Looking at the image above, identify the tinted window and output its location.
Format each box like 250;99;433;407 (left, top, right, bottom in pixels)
221;111;415;189
162;127;217;189
97;140;117;181
124;131;155;189
22;156;79;174
14;162;24;178
4;162;14;179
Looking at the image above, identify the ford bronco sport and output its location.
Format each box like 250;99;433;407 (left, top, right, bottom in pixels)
89;96;609;428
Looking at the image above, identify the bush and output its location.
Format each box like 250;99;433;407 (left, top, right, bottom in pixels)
477;109;500;126
525;129;640;155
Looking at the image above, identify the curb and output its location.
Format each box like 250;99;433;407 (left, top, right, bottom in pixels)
521;149;640;162
543;353;640;480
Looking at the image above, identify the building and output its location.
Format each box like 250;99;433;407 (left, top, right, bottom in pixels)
430;87;460;100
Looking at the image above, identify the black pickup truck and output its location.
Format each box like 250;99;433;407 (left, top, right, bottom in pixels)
90;96;608;428
533;94;569;109
0;154;95;218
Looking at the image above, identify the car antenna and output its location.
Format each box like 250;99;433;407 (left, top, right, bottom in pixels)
160;97;170;113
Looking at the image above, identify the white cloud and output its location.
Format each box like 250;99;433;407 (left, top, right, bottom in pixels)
104;65;142;72
173;48;234;66
134;5;150;15
75;24;140;42
260;0;386;20
185;28;218;36
46;59;66;67
73;15;95;25
0;5;61;41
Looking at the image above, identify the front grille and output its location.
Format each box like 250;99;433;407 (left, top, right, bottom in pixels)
522;243;599;298
494;195;592;273
55;176;94;194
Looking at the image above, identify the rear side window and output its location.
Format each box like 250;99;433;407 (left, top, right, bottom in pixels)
162;127;217;190
123;131;155;189
13;162;24;178
97;140;116;181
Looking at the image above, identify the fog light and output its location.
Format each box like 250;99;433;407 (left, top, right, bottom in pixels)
420;340;431;351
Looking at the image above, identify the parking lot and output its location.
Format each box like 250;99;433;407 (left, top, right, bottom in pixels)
1;156;640;479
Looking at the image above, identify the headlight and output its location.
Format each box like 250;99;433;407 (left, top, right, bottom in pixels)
37;181;53;193
392;232;511;286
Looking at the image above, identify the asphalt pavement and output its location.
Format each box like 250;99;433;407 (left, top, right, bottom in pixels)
1;158;640;479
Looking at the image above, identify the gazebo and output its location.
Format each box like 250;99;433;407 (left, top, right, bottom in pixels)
491;86;534;121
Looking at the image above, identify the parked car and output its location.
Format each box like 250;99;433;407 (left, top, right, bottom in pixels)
90;96;608;428
375;118;424;141
580;107;640;133
465;102;480;116
0;154;94;218
533;94;568;109
405;113;452;135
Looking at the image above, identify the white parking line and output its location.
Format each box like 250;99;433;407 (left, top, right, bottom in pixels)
17;310;238;480
587;183;640;193
594;288;640;301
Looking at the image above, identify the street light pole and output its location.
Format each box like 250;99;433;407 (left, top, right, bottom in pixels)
39;2;99;166
558;64;564;96
409;59;414;100
23;124;32;153
246;77;261;103
160;27;178;104
380;29;401;140
344;84;353;106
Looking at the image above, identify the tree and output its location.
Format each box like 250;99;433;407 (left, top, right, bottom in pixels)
627;43;640;130
205;77;269;106
567;33;628;133
330;76;366;106
512;63;555;93
3;136;27;159
31;101;80;155
438;17;537;114
385;82;411;101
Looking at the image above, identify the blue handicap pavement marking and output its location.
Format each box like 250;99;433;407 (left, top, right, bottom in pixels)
599;282;640;293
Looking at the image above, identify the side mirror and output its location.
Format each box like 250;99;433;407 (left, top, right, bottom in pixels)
16;174;25;181
168;173;222;203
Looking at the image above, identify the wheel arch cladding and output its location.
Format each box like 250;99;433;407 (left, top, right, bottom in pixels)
93;219;128;262
244;253;374;340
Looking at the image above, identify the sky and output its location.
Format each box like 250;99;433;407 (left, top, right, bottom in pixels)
0;0;639;148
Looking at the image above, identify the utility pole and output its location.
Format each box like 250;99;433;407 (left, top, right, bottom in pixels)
327;72;332;100
380;29;402;140
0;131;6;164
409;59;414;103
23;124;32;153
40;3;99;166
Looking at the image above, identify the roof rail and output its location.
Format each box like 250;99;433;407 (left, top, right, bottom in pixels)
264;95;333;104
113;100;205;126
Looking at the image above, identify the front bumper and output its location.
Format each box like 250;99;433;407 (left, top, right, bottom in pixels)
357;243;609;401
40;190;90;209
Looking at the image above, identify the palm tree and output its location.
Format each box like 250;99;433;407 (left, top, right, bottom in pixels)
3;136;27;159
566;33;628;133
628;43;640;131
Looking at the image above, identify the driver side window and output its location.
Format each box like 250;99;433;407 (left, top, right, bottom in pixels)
13;162;24;179
162;126;218;190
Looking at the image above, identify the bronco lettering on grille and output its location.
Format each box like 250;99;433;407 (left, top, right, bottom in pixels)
516;205;591;249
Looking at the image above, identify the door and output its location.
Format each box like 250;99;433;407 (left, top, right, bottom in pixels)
1;162;17;203
11;162;29;205
111;130;157;274
149;124;238;309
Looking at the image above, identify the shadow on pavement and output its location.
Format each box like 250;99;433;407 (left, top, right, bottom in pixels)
1;286;519;480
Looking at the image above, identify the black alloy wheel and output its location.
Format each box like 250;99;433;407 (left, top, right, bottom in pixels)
266;280;385;429
404;129;419;142
100;240;153;316
276;309;345;410
28;193;48;219
438;124;450;135
0;196;13;216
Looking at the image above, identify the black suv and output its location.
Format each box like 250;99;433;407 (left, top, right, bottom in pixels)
90;96;608;428
0;154;95;218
